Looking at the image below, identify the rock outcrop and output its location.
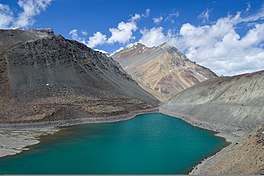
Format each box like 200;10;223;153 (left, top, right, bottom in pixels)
0;29;159;123
161;70;264;131
112;43;217;101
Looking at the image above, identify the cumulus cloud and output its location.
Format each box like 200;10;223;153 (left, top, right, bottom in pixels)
139;27;168;47
138;10;264;76
69;15;138;48
107;9;150;44
107;21;137;44
153;16;163;24
0;0;52;29
69;30;107;48
174;13;264;76
87;32;107;48
70;9;151;48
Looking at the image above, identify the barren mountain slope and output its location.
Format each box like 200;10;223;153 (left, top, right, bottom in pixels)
112;43;217;101
0;29;159;123
161;70;264;130
161;70;264;175
191;127;264;175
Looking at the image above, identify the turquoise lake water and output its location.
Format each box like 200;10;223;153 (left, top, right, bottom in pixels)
0;113;227;174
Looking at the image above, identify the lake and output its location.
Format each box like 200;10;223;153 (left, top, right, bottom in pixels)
0;113;227;174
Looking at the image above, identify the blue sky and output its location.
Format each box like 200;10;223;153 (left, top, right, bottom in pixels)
0;0;264;76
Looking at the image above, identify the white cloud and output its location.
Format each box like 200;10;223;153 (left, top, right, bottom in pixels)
0;0;52;29
239;6;264;23
139;27;168;47
198;9;210;23
70;9;151;48
138;11;264;76
106;9;150;44
176;13;264;76
153;16;163;24
87;32;107;48
0;4;13;28
107;21;137;44
131;13;141;21
69;29;84;42
69;30;107;48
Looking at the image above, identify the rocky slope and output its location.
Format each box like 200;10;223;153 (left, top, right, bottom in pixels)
191;127;264;175
0;29;159;124
112;43;217;101
161;70;264;174
161;70;264;131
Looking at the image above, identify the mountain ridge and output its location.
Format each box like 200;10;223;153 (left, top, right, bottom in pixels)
161;69;264;130
0;29;159;123
112;42;217;101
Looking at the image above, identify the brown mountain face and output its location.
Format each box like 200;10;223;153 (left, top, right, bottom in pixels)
0;29;159;123
112;43;217;101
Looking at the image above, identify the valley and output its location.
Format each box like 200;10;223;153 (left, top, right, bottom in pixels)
0;29;263;175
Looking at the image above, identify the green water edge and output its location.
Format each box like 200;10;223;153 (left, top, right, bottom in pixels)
0;112;229;174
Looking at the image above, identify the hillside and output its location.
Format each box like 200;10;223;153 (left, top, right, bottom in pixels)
160;70;264;175
191;127;264;175
112;43;217;101
161;70;264;131
0;29;159;124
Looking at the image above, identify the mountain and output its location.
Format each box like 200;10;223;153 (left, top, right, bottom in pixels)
160;70;264;175
0;29;159;123
111;43;217;101
161;70;264;131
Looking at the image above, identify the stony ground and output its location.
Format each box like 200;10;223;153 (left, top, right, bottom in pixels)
0;128;59;157
191;127;264;175
160;70;264;175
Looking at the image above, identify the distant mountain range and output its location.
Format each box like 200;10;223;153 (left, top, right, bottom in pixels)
0;29;159;123
112;43;217;101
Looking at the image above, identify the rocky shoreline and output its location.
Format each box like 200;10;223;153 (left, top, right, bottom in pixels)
1;107;253;175
159;108;254;175
0;108;158;158
159;108;245;142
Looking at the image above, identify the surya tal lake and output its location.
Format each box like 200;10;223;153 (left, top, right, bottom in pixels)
0;113;227;174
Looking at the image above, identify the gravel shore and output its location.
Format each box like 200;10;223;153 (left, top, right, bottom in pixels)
0;108;158;158
159;108;248;174
1;107;249;175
